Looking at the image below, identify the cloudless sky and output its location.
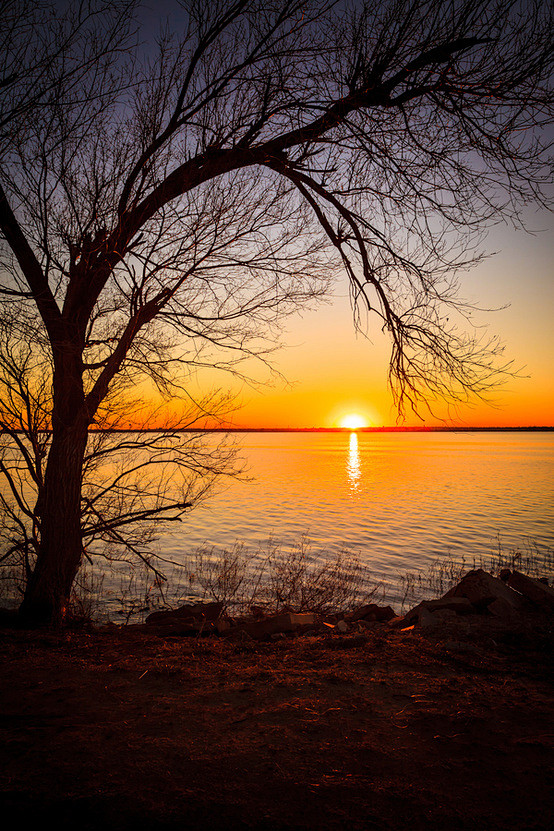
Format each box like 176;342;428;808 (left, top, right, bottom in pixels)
180;210;554;429
135;2;554;429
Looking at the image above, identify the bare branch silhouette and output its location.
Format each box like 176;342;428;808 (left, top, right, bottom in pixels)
0;0;551;621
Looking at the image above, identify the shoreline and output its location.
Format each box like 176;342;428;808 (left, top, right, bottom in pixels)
2;426;553;434
1;572;553;830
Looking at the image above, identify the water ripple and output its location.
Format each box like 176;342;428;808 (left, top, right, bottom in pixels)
157;432;554;581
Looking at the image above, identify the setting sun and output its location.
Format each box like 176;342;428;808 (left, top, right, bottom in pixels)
340;413;368;430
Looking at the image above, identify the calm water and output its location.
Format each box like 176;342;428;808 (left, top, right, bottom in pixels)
2;430;552;613
158;431;554;587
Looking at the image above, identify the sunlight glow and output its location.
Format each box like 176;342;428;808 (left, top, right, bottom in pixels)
347;431;361;489
340;413;367;430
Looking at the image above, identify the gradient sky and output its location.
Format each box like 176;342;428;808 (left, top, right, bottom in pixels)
177;208;553;429
131;2;554;430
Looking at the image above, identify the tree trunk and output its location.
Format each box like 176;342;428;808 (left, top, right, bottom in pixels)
20;342;88;624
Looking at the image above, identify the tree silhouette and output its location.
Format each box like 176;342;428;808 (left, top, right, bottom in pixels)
0;0;552;622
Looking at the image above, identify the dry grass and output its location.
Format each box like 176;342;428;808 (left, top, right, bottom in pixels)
397;538;554;611
155;535;384;618
2;534;552;624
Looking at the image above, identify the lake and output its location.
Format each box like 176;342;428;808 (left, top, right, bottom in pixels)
154;431;553;597
2;429;553;615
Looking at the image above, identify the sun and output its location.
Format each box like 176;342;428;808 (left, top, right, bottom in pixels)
340;413;368;430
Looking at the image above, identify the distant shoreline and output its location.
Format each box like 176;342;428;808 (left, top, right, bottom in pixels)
94;425;554;433
3;426;553;434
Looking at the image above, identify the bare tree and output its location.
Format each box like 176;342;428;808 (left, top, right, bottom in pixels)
0;0;552;622
0;301;240;608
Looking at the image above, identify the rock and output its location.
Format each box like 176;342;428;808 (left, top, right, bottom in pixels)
402;596;474;626
240;611;318;640
426;596;474;614
486;597;520;620
432;608;459;622
417;607;438;629
145;601;224;626
356;619;380;631
503;570;554;611
412;607;461;630
388;615;408;629
127;620;216;637
347;603;397;623
443;569;526;616
376;605;398;622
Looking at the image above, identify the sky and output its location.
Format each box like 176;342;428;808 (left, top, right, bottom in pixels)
56;1;554;430
128;4;554;431
180;209;553;430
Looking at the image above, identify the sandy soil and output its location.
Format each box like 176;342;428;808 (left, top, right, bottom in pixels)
1;621;553;830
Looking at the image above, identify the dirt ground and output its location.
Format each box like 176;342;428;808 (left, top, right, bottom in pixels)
1;621;553;830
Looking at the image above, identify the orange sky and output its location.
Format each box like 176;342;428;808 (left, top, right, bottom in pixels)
111;3;554;432
149;210;553;430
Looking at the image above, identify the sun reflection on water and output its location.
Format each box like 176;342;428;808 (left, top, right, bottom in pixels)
347;431;361;489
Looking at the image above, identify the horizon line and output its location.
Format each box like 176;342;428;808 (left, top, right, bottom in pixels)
3;425;553;434
92;425;554;433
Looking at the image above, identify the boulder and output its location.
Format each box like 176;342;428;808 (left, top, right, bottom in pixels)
127;620;216;637
502;570;554;611
237;611;318;640
425;596;474;614
145;600;224;626
416;607;438;629
387;615;408;629
402;595;474;626
347;603;397;623
432;608;459;623
443;569;526;616
485;597;520;620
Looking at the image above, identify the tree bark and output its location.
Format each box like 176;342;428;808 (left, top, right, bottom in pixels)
19;341;88;624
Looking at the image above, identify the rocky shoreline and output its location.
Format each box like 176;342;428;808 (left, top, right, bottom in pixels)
128;567;554;644
1;567;553;830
